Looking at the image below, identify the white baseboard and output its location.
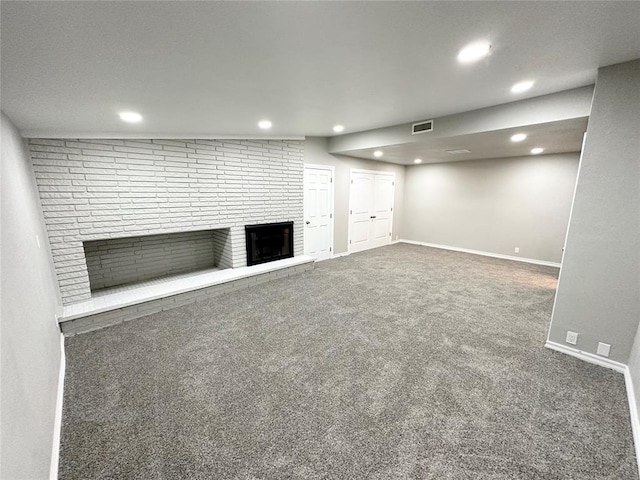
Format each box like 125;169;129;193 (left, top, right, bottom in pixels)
398;239;561;268
340;240;401;256
545;340;640;475
544;341;626;372
50;333;65;480
624;367;640;477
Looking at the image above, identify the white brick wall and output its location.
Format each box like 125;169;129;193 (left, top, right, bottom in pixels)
29;138;304;305
212;228;234;270
84;229;223;290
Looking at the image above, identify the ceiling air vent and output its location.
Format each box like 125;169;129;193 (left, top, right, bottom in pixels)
446;149;471;155
412;120;434;134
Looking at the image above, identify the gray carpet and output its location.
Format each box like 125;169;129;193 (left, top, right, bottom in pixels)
59;243;637;479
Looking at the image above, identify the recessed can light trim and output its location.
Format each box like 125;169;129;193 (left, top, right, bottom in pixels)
414;159;423;164
511;80;534;93
457;41;491;64
373;150;383;158
119;111;142;123
333;125;345;133
258;120;272;129
531;147;545;154
511;133;527;142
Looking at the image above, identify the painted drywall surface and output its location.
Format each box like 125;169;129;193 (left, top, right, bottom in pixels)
328;86;593;153
402;153;579;263
1;112;63;478
628;325;640;422
548;59;640;363
304;137;405;254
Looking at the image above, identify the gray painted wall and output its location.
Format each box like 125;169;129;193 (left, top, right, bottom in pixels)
548;59;640;363
628;326;640;421
1;112;63;479
402;153;579;263
304;137;405;255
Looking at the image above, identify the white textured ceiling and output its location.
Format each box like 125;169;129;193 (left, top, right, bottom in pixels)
1;1;639;139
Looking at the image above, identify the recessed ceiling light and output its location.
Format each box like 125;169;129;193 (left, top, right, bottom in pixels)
511;133;527;142
373;150;383;158
531;147;544;154
258;120;272;129
119;111;142;123
414;159;423;164
457;41;491;64
333;125;345;133
511;80;534;93
446;149;471;155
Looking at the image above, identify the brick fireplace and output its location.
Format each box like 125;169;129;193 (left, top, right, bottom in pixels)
29;138;304;305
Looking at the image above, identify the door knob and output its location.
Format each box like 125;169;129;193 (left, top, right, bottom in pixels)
370;216;377;219
306;221;311;225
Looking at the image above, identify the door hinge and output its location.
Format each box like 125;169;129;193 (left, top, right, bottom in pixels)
350;240;352;244
330;247;332;252
351;179;353;184
331;178;333;183
391;208;393;212
330;213;333;218
389;232;392;236
392;181;395;186
350;210;352;214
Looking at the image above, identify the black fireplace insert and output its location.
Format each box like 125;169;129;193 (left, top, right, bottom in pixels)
245;222;293;266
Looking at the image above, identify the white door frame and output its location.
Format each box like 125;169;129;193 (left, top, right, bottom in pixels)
348;168;396;254
304;164;335;260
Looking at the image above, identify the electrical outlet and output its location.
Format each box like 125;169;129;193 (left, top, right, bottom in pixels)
566;331;578;345
597;342;611;357
514;247;520;254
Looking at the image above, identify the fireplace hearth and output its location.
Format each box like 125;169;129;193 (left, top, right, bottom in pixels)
245;222;294;266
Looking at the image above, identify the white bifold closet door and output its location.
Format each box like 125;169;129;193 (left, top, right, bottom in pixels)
349;169;395;253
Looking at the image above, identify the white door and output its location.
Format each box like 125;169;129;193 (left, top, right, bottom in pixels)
371;174;395;248
350;171;375;253
304;165;334;261
349;170;395;253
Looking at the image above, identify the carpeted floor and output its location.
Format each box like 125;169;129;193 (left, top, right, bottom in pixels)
59;243;637;479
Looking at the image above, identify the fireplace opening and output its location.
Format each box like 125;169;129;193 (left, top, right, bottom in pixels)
245;222;294;266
